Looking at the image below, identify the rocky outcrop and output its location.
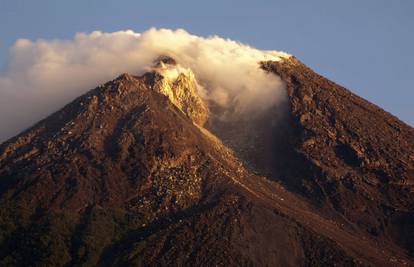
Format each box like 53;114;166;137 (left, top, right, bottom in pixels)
151;57;208;126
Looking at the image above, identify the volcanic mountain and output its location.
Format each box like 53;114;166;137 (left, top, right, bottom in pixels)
0;56;413;266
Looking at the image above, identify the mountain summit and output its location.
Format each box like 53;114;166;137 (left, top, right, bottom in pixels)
0;56;413;266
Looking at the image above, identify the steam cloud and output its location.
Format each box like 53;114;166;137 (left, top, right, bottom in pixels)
0;28;290;142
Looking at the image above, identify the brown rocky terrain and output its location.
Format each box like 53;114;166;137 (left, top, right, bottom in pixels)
0;56;412;266
261;58;414;256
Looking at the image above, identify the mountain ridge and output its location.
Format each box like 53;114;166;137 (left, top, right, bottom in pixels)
0;56;413;266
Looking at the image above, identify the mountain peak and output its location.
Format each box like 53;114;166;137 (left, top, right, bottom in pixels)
150;59;208;126
0;55;413;266
153;55;178;67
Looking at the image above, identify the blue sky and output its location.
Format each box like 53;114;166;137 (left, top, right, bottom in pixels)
1;0;413;125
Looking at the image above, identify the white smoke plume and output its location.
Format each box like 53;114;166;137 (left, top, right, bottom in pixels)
0;28;290;142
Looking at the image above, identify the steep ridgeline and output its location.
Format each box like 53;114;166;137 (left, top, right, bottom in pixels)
0;57;412;266
260;58;414;257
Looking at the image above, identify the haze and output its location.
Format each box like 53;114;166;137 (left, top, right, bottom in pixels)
0;28;288;142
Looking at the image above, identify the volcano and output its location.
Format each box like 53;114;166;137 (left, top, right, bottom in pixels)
0;55;413;266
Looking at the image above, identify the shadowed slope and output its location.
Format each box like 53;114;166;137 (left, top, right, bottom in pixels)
260;58;414;257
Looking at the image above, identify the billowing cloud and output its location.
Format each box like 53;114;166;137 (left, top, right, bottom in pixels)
0;28;290;142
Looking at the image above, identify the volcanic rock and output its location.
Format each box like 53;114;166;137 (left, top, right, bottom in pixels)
0;57;412;266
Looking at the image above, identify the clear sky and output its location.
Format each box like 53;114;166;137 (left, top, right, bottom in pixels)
0;0;413;125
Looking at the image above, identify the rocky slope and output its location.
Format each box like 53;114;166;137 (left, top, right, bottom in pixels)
0;56;412;266
261;58;414;256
